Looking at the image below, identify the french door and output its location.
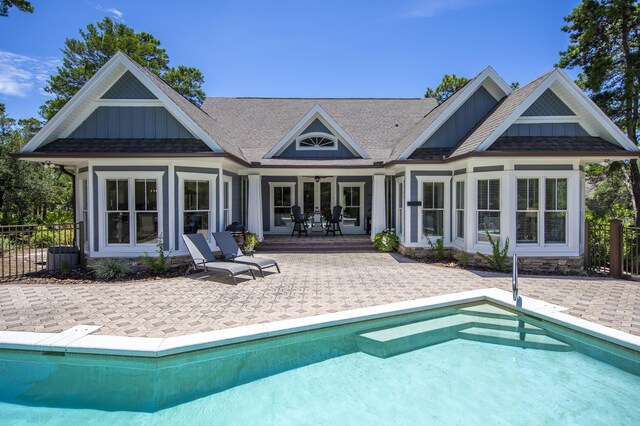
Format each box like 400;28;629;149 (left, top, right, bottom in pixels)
301;178;334;218
339;182;365;233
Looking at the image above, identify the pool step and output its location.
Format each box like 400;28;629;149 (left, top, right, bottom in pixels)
457;304;519;321
458;327;572;352
357;311;569;358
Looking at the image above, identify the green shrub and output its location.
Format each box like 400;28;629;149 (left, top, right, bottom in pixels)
457;251;470;268
243;232;260;251
141;235;169;274
373;228;400;252
477;230;510;272
427;235;445;261
94;258;131;281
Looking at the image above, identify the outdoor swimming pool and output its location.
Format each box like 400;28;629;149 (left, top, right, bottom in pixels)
1;302;639;424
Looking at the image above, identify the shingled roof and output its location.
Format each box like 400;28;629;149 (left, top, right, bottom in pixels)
200;97;437;163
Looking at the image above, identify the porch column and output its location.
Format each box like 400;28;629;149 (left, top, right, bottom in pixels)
371;174;387;240
247;175;264;242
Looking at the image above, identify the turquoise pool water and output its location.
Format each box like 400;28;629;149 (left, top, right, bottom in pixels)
1;303;639;425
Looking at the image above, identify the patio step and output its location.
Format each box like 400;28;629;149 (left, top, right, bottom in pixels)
457;304;520;320
356;312;562;358
458;328;572;352
258;235;375;253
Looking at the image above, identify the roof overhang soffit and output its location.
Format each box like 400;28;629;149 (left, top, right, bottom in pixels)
263;104;371;159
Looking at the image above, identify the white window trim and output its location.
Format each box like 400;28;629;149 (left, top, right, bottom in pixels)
395;177;405;239
338;182;366;233
177;172;217;249
295;132;339;151
96;171;164;253
416;176;450;244
453;178;465;243
269;182;296;232
543;176;570;246
222;174;233;230
475;176;503;246
77;173;89;251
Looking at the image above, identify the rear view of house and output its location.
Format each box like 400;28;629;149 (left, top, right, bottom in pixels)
18;52;638;269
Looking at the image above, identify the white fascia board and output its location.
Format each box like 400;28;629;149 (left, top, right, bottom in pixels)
264;104;370;159
555;70;638;151
20;54;125;153
475;72;558;152
397;66;512;160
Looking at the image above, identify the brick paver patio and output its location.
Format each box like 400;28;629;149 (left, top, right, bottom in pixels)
1;252;639;338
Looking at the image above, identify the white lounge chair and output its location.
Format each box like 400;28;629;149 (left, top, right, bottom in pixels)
182;233;255;285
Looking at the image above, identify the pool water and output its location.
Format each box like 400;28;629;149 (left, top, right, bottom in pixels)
1;303;639;425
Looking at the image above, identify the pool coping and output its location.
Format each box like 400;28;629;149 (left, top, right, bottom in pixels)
1;288;639;357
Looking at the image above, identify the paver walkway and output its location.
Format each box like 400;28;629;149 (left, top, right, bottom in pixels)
1;252;639;338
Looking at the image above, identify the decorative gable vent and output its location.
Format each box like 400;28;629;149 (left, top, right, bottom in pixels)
296;132;337;150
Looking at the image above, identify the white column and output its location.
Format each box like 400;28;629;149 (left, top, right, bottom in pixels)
247;175;264;241
371;174;387;240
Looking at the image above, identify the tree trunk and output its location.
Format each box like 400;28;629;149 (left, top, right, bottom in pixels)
630;160;640;226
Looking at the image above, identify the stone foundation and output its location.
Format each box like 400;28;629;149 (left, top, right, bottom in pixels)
398;245;584;274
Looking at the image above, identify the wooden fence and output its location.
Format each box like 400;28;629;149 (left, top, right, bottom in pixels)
585;219;640;279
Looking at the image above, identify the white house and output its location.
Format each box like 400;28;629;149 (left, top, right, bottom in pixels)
18;52;638;269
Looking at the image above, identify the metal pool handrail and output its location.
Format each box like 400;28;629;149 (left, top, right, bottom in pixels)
512;254;518;301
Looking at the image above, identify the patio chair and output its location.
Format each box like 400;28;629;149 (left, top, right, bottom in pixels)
182;233;256;285
212;231;280;277
290;205;309;237
325;205;343;236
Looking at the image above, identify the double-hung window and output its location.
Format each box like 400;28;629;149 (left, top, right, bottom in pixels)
545;178;568;244
184;180;210;238
455;181;465;239
477;179;500;242
102;173;163;249
106;179;130;244
422;182;444;237
516;178;539;244
134;179;158;244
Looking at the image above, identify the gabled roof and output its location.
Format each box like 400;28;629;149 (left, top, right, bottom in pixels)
451;68;639;157
393;66;512;160
201;97;437;164
21;52;247;161
263;104;370;159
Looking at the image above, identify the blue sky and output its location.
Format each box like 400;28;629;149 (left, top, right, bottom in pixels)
0;0;581;120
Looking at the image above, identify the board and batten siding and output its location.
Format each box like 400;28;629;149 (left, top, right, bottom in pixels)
502;123;589;137
419;86;498;150
69;106;194;139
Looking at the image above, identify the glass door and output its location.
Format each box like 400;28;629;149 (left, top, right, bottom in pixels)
340;183;364;233
301;179;333;219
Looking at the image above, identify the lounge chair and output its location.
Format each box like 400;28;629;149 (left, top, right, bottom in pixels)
212;231;280;277
182;233;255;285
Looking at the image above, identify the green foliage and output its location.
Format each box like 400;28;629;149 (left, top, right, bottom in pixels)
40;17;207;120
94;258;131;281
427;235;445;261
141;235;169;274
162;65;206;107
243;232;260;251
373;228;400;252
0;105;72;225
585;161;636;226
59;260;71;278
456;251;470;268
477;230;510;272
0;0;33;17
559;0;640;224
424;74;470;103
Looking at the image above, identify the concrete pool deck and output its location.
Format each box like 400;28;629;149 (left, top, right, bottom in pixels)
1;252;639;338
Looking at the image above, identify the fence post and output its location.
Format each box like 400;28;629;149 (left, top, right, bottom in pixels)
584;221;590;269
78;221;85;268
610;219;623;278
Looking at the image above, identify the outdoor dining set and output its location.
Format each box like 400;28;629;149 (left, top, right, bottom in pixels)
290;205;343;237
